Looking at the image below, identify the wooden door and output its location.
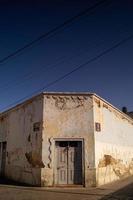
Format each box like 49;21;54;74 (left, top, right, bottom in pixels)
68;141;82;184
56;141;68;184
56;141;82;185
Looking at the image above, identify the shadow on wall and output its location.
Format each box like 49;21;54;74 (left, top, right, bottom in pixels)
99;182;133;200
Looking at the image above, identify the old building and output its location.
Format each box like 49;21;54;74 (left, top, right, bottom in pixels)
0;92;133;187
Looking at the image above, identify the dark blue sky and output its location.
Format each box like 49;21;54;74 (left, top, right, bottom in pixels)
0;0;133;112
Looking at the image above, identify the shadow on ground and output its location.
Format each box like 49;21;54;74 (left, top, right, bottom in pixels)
100;182;133;200
0;177;31;187
0;177;133;199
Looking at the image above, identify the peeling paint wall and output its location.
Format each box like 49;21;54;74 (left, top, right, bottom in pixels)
93;97;133;186
41;94;95;187
1;92;132;187
0;95;43;186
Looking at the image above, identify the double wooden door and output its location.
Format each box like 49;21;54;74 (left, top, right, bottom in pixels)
56;141;82;185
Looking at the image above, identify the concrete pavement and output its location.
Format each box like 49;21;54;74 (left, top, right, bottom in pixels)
0;176;133;200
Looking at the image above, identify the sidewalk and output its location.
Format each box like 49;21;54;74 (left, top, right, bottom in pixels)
0;176;133;200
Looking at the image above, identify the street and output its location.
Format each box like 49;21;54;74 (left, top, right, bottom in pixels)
0;177;133;200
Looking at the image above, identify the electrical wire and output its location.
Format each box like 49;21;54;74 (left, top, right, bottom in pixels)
0;21;130;92
0;0;110;65
0;38;108;92
1;32;133;112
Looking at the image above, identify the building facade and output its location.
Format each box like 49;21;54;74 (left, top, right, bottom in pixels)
0;92;133;187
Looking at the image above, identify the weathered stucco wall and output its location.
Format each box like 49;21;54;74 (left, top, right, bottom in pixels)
1;92;132;187
93;96;133;186
0;95;43;185
41;94;95;187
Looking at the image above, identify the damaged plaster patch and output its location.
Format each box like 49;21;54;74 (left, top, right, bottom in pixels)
98;154;132;178
25;152;45;168
53;96;86;110
98;155;117;167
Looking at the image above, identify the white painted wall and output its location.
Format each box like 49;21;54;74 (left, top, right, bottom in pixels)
1;92;132;187
93;96;133;186
41;94;95;187
0;95;43;185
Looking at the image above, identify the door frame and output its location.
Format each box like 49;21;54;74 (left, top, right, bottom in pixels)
0;141;7;177
53;138;85;186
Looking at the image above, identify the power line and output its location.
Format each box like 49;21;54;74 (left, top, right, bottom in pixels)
0;0;109;64
0;38;107;92
1;32;133;112
0;21;130;93
0;55;66;90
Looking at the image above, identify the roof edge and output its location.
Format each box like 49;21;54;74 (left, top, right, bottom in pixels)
0;92;132;124
92;93;133;123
